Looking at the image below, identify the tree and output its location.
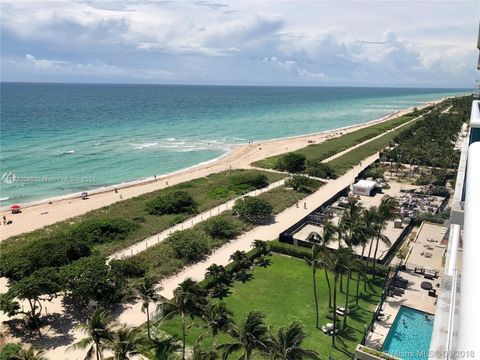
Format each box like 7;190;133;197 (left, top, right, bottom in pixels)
5;267;62;330
284;176;319;193
61;255;127;306
232;196;273;224
304;244;321;329
198;302;233;348
230;173;269;190
266;322;320;360
140;333;182;360
205;264;230;288
69;309;116;360
251;240;270;257
160;279;207;360
13;347;47;360
275;153;306;173
219;311;269;360
105;325;143;360
229;250;250;272
305;161;336;179
134;276;162;339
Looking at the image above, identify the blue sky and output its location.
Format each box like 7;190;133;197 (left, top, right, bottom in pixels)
1;0;478;87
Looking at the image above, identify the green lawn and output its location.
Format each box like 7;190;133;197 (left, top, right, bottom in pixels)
251;109;426;169
157;253;384;359
0;169;286;257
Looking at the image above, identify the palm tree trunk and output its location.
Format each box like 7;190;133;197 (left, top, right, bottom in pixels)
356;271;361;306
313;268;319;329
182;313;186;360
373;235;380;270
324;268;332;308
344;270;351;328
146;305;151;339
332;274;338;348
96;342;100;360
340;273;344;293
366;238;374;269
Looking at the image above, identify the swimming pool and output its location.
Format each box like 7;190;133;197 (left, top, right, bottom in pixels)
382;306;434;360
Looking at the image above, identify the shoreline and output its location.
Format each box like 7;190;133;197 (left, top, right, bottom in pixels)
0;98;444;240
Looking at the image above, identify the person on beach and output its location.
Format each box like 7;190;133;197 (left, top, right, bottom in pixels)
3;216;6;226
114;188;118;193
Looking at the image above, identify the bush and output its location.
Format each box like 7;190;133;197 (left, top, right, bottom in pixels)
230;173;269;190
0;236;91;280
275;153;306;173
430;186;450;198
362;165;385;179
415;176;430;185
269;241;312;260
232;196;273;224
284;175;320;193
0;343;21;360
110;259;146;278
202;215;243;240
147;191;198;215
305;160;336;179
70;218;138;245
167;229;212;262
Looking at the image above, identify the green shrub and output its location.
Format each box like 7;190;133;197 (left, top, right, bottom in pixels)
0;343;21;360
230;173;269;190
167;229;212;262
69;218;138;245
110;259;146;278
305;160;336;179
431;186;450;197
201;215;243;240
415;176;431;185
284;175;320;193
0;236;91;280
275;153;306;173
269;241;312;260
232;196;274;224
147;191;198;215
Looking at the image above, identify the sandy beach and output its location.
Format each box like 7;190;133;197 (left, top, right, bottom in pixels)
0;100;442;241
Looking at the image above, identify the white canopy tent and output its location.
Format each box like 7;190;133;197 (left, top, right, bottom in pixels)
352;179;378;196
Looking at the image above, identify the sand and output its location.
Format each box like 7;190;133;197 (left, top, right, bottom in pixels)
0;100;441;242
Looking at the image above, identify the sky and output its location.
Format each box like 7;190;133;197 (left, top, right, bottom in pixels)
1;0;478;87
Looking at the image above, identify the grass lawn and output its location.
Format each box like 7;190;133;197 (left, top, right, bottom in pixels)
157;253;385;359
0;169;286;257
251;109;425;170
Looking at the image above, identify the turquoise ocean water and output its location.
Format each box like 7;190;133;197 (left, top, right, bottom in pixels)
0;83;469;204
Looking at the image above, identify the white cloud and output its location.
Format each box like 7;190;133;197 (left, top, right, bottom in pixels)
0;1;477;86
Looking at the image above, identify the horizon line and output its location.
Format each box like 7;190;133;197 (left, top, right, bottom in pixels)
0;80;473;90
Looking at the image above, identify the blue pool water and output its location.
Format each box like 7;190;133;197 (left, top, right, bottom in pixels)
383;306;434;360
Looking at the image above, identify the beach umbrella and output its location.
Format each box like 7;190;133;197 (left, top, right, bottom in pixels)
10;204;21;209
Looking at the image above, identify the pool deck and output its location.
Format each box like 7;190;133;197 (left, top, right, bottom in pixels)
366;269;439;350
406;222;447;271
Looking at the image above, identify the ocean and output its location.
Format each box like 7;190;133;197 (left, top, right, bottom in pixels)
0;83;469;204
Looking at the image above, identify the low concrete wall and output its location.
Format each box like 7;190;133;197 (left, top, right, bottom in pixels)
354;345;400;360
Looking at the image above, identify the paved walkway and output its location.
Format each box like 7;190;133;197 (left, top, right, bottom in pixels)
109;179;287;260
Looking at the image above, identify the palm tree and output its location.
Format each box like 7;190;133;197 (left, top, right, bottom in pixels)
219;311;268;360
266;322;320;360
205;264;229;285
324;247;352;348
304;244;322;329
251;240;270;256
14;347;47;360
192;342;221;360
69;309;116;360
134;276;162;339
160;278;207;360
105;325;143;360
140;333;182;360
229;250;250;271
198;302;233;347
